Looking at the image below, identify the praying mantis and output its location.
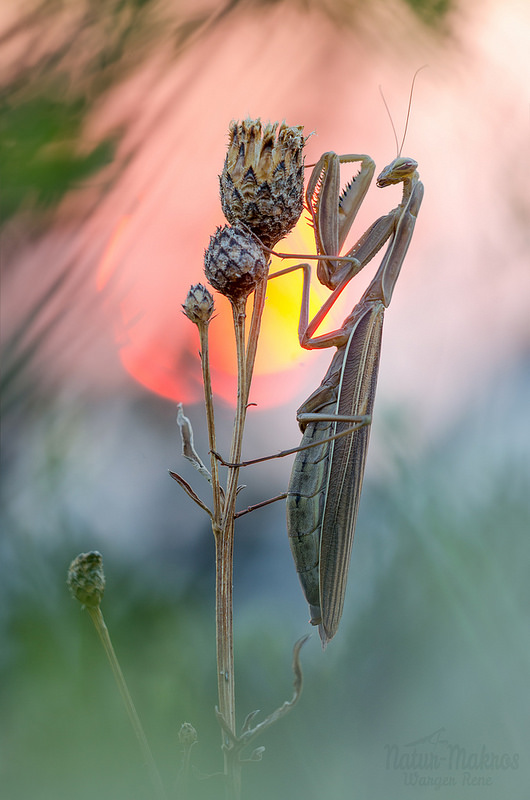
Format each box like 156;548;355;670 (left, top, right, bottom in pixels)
267;147;424;645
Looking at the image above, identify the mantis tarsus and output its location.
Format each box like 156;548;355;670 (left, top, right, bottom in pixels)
268;148;424;645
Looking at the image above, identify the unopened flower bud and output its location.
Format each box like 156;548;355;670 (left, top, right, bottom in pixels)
204;224;267;304
67;551;105;607
220;119;306;248
178;722;198;747
182;283;214;325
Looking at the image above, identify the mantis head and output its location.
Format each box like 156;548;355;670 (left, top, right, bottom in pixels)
376;156;418;188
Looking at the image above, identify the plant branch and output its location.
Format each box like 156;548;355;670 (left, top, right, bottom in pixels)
168;470;213;519
215;635;309;760
197;321;223;521
87;606;167;800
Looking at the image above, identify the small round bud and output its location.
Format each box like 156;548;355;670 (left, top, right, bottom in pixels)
204;224;267;304
67;551;105;607
178;722;198;747
182;283;214;325
220;119;306;248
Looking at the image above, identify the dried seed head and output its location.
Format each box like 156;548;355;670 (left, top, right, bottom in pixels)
67;551;105;607
220;119;306;248
204;224;267;304
182;283;214;325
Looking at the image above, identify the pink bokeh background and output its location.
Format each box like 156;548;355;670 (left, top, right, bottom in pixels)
3;0;529;437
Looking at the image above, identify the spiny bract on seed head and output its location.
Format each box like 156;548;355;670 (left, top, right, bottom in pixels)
204;224;268;304
220;119;307;248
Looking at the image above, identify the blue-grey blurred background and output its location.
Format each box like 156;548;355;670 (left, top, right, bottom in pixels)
1;1;529;798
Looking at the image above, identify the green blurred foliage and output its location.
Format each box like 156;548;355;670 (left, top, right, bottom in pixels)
0;86;116;222
405;0;453;27
0;0;451;226
0;0;167;225
2;361;529;799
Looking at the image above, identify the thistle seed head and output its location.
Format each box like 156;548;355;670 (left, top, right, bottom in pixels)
220;119;306;248
67;551;105;607
204;224;267;304
182;283;214;325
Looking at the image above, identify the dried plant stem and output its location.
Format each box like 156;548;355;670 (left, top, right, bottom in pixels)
215;517;240;799
215;297;247;800
221;279;268;527
213;283;269;799
224;297;249;520
86;606;167;800
244;278;268;394
188;299;239;774
198;321;223;519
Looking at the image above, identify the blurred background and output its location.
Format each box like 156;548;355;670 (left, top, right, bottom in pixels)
1;1;529;798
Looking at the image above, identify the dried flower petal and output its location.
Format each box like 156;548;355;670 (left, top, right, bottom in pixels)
204;224;267;304
67;551;105;607
220;119;306;248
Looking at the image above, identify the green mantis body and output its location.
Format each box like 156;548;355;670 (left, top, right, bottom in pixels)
277;150;424;645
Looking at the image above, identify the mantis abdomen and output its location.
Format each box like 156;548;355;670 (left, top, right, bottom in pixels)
287;300;384;645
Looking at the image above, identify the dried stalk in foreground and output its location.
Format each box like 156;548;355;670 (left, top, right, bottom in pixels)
172;118;308;798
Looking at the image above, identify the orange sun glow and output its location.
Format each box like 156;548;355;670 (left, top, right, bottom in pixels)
96;211;355;408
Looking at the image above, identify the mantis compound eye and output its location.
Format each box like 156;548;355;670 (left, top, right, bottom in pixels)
398;157;418;173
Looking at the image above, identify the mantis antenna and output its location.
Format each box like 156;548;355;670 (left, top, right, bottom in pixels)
379;65;428;157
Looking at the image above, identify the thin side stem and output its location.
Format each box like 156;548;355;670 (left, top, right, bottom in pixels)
198;321;223;521
87;606;167;800
229;298;249;467
218;279;269;526
221;296;249;531
244;277;268;405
